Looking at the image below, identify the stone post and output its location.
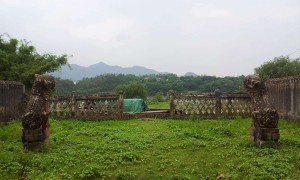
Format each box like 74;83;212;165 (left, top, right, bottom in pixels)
70;91;76;118
22;74;55;150
214;89;222;115
290;80;295;116
244;75;279;147
168;90;175;116
118;92;124;119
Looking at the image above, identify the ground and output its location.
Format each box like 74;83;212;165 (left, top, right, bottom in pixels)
0;118;300;179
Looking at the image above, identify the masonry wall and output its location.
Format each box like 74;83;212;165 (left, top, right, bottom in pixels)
0;81;26;123
266;76;300;121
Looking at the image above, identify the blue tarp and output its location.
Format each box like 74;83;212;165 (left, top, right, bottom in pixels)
123;99;149;113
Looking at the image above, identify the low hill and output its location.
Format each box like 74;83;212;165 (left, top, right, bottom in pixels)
53;62;159;81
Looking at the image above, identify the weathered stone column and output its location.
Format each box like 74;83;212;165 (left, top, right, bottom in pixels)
244;75;279;147
214;89;222;115
70;91;76;118
118;92;124;119
168;90;175;117
22;74;55;150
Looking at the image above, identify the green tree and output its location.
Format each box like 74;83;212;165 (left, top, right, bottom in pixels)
54;78;75;95
255;56;300;79
115;81;147;99
152;91;165;102
74;73;244;96
75;74;138;95
0;34;68;89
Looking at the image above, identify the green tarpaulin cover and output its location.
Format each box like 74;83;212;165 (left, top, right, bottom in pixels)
123;99;149;113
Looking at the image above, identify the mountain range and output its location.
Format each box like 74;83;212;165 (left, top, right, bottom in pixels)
52;62;160;81
52;62;199;81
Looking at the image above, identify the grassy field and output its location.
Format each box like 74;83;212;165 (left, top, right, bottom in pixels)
0;118;300;179
146;101;169;109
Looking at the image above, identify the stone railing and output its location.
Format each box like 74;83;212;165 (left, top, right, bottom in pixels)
50;91;251;120
169;91;252;118
50;92;123;120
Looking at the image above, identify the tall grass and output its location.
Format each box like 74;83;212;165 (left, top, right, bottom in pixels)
0;118;299;179
146;101;169;109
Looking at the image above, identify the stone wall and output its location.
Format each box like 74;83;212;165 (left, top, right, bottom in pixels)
266;76;300;121
50;92;124;120
169;91;252;119
0;81;26;123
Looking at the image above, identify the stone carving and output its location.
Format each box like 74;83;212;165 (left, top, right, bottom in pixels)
22;74;55;150
244;74;279;147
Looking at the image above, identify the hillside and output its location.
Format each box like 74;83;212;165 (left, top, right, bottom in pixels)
52;62;159;81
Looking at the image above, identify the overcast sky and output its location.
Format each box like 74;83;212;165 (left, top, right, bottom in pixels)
1;0;300;76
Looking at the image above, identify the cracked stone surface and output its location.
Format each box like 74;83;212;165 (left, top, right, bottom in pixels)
22;74;55;150
244;74;279;147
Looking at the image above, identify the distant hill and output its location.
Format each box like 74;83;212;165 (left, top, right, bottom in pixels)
52;62;159;81
184;72;198;77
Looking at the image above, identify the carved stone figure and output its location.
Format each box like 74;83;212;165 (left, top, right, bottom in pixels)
244;74;279;147
22;74;55;150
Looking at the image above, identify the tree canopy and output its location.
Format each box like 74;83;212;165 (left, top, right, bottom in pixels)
255;56;300;79
0;34;68;89
115;81;147;100
54;73;244;96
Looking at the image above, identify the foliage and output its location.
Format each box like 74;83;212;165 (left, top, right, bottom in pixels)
115;81;147;99
146;92;169;109
255;56;300;79
0;118;300;179
54;78;75;96
146;101;169;109
55;73;245;96
0;34;68;89
75;74;138;95
152;91;165;102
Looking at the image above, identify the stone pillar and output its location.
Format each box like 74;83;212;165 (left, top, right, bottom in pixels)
71;91;76;118
244;75;279;147
214;89;222;115
118;92;124;119
290;81;295;116
22;74;55;150
168;90;175;116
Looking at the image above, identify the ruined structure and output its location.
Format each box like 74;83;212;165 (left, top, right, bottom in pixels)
244;74;279;147
22;74;55;150
265;76;300;121
0;81;26;123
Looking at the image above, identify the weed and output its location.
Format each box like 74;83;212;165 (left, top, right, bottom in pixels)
0;118;299;179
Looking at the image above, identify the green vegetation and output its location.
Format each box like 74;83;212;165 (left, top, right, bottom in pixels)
255;56;300;80
55;74;245;96
75;74;138;95
147;101;169;109
116;81;147;100
1;118;300;179
0;34;68;89
147;92;169;109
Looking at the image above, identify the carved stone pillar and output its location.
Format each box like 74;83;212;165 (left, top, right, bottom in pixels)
168;90;175;116
214;89;222;115
244;75;279;147
22;74;55;150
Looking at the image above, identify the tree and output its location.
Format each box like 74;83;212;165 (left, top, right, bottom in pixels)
54;78;75;95
75;74;139;95
255;56;300;79
0;34;68;89
115;81;147;99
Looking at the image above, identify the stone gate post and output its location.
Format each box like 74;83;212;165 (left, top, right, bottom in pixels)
168;90;175;116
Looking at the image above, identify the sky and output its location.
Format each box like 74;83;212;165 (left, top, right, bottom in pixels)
1;0;300;77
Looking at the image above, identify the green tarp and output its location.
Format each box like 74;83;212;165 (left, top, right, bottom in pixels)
123;99;149;113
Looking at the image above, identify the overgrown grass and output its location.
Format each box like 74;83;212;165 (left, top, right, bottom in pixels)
147;101;169;109
0;118;300;179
